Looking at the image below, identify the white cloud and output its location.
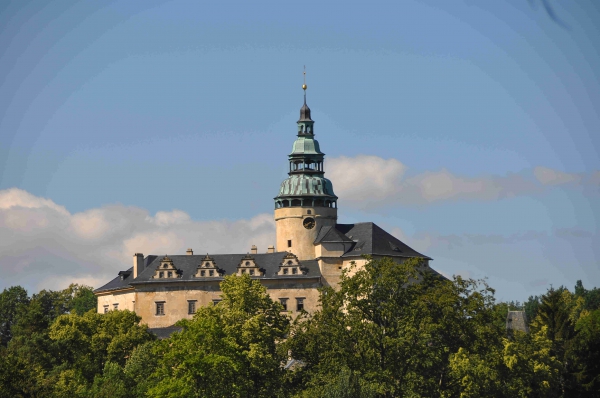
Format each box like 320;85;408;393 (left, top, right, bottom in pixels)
0;188;275;292
533;166;582;185
327;156;596;208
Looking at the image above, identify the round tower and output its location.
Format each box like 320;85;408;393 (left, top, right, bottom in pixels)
274;82;338;260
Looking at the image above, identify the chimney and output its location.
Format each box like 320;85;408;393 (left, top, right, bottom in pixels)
133;253;144;278
250;245;258;254
267;245;275;253
186;248;194;255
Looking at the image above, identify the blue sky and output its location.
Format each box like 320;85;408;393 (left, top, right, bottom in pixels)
0;0;598;301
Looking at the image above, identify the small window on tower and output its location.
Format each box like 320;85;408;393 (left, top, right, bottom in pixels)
307;210;312;214
287;240;292;248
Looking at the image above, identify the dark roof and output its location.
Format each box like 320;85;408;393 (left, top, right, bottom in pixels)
334;222;432;260
96;252;321;293
314;226;354;244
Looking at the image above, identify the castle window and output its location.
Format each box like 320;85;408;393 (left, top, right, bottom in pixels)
167;271;173;278
288;240;292;248
296;298;305;312
283;268;288;275
188;300;197;314
156;302;165;316
159;271;164;278
212;299;222;306
163;264;168;269
307;210;311;214
245;261;250;266
280;298;288;311
287;260;293;265
200;270;205;277
292;267;298;275
113;303;119;310
209;270;214;276
249;269;255;276
103;305;109;314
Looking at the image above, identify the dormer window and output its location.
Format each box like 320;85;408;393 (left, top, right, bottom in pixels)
278;252;305;276
194;254;221;278
236;255;263;276
152;255;180;279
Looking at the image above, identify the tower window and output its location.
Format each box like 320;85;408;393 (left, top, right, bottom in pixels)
156;302;165;316
307;210;311;214
288;240;292;248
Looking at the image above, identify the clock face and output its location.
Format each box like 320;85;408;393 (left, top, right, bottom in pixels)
303;217;315;229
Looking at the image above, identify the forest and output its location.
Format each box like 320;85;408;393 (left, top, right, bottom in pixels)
1;257;599;397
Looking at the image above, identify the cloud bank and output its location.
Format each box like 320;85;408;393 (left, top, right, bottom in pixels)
327;155;598;209
0;188;275;292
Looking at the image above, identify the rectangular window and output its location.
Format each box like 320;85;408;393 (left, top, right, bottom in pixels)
156;302;165;316
188;300;197;314
209;270;214;276
159;271;164;278
103;305;109;314
200;270;205;277
287;240;292;248
249;269;255;276
283;268;288;275
292;267;298;274
212;299;222;306
113;303;119;310
279;298;288;311
296;298;305;312
167;271;173;278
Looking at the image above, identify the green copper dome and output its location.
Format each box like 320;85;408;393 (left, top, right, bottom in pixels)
277;174;337;198
290;136;324;156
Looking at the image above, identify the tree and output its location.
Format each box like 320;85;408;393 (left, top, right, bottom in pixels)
148;274;290;398
0;286;29;347
286;256;502;397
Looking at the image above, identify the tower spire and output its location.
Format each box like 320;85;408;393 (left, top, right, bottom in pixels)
303;65;307;104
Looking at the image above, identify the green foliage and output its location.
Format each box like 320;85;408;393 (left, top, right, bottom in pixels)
148;274;290;398
287;257;502;397
0;286;29;347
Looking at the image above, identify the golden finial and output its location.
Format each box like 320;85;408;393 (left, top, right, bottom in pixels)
302;65;307;90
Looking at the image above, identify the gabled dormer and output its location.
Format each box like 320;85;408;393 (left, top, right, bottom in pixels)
237;254;264;277
194;254;222;278
152;255;181;279
277;252;305;276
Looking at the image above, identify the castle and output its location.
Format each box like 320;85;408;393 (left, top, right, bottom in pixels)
95;85;434;330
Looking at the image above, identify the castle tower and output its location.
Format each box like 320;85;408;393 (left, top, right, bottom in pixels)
274;79;338;260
